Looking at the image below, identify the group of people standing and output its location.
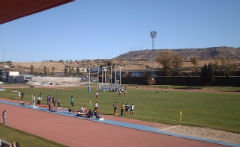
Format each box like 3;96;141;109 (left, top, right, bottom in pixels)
15;89;134;118
31;93;43;107
116;88;127;96
47;95;61;111
113;102;134;116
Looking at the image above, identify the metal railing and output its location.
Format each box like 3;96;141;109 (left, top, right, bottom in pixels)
0;139;12;147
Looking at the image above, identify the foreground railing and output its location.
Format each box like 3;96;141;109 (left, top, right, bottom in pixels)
0;139;12;147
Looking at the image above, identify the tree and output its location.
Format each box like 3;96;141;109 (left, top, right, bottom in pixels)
6;61;12;66
64;66;68;74
172;54;183;75
213;58;220;71
225;63;237;77
34;71;39;75
145;65;150;69
30;65;34;74
70;67;74;75
219;56;227;75
190;56;199;73
200;64;215;85
201;64;208;84
217;56;237;76
207;64;215;85
76;67;80;75
156;50;173;75
43;66;48;76
106;60;112;67
51;67;55;75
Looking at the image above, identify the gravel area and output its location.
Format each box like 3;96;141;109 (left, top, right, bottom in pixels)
163;125;240;144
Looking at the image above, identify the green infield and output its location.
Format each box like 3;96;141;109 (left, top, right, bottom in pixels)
0;123;67;147
0;86;240;133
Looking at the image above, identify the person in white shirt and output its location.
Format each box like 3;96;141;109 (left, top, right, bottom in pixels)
37;96;41;105
130;104;134;115
32;95;36;107
94;101;98;110
95;92;99;99
18;90;21;99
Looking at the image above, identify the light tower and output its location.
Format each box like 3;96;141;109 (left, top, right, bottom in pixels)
88;67;91;93
150;31;157;49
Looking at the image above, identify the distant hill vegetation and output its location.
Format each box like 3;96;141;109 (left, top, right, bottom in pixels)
115;47;240;60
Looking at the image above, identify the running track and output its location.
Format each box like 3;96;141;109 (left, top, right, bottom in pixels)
0;102;226;147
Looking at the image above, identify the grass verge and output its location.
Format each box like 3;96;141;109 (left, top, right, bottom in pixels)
0;123;67;147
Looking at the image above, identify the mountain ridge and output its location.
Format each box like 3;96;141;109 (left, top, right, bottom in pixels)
115;46;240;60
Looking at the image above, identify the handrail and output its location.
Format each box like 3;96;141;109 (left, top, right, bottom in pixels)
0;138;12;147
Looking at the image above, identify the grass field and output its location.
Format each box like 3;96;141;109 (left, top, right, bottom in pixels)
0;123;67;147
0;86;240;134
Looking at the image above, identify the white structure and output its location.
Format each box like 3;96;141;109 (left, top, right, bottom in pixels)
31;77;81;83
68;67;87;73
9;71;19;77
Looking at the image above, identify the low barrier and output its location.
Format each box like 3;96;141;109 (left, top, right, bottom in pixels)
0;139;12;147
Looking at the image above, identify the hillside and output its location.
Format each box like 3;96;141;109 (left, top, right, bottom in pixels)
1;47;240;73
115;47;240;60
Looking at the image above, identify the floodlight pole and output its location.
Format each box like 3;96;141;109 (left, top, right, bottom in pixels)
119;66;121;88
104;66;112;90
150;31;157;49
97;67;99;90
110;66;112;90
104;68;106;84
102;67;103;85
88;67;90;84
88;67;91;93
115;66;117;89
110;66;112;84
101;67;105;92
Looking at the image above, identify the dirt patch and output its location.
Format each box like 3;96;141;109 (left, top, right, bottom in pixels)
163;125;240;144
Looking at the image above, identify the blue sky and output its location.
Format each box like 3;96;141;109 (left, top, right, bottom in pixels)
0;0;240;62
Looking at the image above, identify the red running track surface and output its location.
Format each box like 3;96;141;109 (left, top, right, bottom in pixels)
0;103;225;147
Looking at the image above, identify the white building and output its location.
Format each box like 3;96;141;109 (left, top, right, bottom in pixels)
9;71;19;77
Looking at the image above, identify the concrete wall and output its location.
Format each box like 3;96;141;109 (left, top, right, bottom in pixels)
8;76;25;83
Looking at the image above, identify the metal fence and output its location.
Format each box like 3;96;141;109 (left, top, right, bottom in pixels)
0;139;12;147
